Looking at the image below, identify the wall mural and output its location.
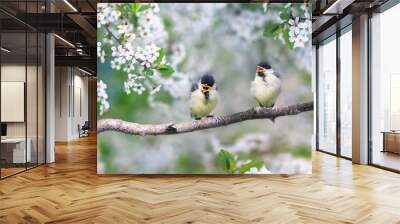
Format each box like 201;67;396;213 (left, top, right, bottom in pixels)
97;3;313;174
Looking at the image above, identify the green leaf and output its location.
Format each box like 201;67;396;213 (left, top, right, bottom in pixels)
157;64;174;77
162;17;173;32
144;68;154;77
238;160;264;174
137;4;151;12
292;145;311;158
154;48;165;66
175;153;205;174
131;3;151;13
279;9;291;21
263;22;280;37
130;3;140;12
283;28;294;49
216;149;237;173
240;3;261;11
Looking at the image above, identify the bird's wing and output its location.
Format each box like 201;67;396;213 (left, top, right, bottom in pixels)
273;70;282;78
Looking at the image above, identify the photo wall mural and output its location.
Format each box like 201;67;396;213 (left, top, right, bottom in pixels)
97;3;313;174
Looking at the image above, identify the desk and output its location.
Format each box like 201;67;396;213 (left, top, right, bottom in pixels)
1;138;31;163
382;131;400;155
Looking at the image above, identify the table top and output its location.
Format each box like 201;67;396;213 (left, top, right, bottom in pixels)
381;131;400;134
1;138;27;143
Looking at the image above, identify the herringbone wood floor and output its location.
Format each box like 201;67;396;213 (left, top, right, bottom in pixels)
1;136;400;224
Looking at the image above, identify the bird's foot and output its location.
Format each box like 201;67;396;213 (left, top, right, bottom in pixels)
166;124;177;133
258;103;275;108
191;113;202;121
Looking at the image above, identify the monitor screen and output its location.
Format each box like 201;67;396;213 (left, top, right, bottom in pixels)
1;123;7;137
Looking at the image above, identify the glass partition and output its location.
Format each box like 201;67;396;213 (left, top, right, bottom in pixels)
38;32;45;165
371;3;400;171
339;28;352;158
27;31;38;169
0;1;46;179
317;37;337;154
1;31;28;177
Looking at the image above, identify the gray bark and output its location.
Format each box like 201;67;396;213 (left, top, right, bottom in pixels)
97;101;313;136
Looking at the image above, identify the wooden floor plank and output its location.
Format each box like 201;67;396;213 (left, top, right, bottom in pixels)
0;135;399;223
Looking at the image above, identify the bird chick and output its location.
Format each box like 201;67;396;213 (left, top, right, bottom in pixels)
190;74;219;120
250;62;281;108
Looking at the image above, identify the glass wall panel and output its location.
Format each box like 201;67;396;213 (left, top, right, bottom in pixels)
1;30;27;177
38;32;45;165
26;0;39;169
27;31;38;169
0;1;46;179
318;37;337;154
339;29;352;158
371;4;400;171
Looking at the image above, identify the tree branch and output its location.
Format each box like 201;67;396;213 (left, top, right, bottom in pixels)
97;101;313;136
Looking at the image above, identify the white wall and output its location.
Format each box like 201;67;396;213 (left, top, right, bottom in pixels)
71;73;89;138
1;65;26;135
46;6;56;163
55;66;69;141
352;14;369;164
54;67;89;141
1;65;39;138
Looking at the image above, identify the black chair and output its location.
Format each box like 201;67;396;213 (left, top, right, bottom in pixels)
79;121;90;138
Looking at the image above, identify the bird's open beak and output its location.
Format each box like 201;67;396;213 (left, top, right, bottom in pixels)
256;66;266;74
200;84;211;93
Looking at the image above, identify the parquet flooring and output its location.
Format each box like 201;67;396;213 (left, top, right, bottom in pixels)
1;135;400;223
0;167;26;178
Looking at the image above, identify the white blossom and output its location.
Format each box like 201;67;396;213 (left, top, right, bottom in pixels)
265;153;311;174
225;8;268;42
97;3;121;28
117;20;133;35
137;5;167;46
97;3;168;97
123;73;146;95
245;166;272;174
164;4;226;41
150;3;160;13
288;17;311;49
301;4;311;19
134;44;160;68
97;80;110;115
97;42;106;63
262;3;268;13
150;71;191;99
